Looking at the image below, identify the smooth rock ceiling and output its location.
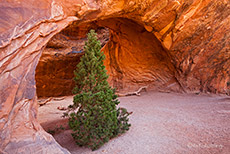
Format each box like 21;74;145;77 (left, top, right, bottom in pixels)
0;0;229;153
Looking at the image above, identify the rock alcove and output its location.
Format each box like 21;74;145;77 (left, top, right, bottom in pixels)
35;22;110;98
35;18;181;98
0;0;229;153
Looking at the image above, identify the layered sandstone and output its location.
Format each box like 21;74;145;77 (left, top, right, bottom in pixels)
99;18;181;93
35;26;109;97
0;0;229;153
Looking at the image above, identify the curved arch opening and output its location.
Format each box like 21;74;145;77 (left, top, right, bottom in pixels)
35;22;110;98
36;17;183;151
35;17;182;99
1;1;229;153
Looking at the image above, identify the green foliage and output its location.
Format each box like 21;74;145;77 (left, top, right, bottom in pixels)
66;29;131;150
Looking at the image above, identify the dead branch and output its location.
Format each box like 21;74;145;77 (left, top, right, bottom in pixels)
38;97;53;106
116;86;148;97
53;96;66;101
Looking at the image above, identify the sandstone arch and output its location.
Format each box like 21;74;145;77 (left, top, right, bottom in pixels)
0;0;229;153
35;17;181;98
35;23;109;98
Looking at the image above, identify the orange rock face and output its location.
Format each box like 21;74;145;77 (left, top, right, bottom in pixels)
0;0;229;153
35;27;109;97
99;18;181;93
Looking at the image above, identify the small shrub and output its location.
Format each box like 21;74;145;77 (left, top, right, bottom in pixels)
65;30;131;150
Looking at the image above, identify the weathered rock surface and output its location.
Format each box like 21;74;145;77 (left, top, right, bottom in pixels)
99;18;181;93
35;27;109;97
0;0;229;153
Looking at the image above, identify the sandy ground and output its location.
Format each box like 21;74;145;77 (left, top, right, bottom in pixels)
38;91;230;154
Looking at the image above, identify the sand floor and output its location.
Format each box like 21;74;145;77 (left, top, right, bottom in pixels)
38;91;230;154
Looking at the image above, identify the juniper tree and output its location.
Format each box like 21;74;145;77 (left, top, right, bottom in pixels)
66;29;131;150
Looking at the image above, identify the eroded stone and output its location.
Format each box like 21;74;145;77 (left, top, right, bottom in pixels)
0;0;229;153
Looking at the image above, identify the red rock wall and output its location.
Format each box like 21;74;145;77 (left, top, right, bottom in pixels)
170;1;230;94
99;18;182;93
35;26;109;98
35;52;82;97
0;0;229;153
0;0;76;153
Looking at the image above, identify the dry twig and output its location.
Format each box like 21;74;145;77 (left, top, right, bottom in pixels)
38;97;53;106
116;86;148;97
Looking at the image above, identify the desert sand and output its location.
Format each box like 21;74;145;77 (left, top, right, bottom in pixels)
38;91;230;154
